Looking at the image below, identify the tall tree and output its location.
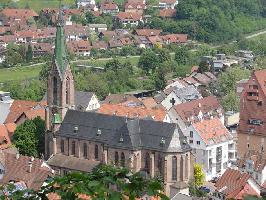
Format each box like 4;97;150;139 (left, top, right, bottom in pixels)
138;50;159;74
26;44;33;63
194;164;205;187
153;67;166;91
175;46;190;65
12;117;45;157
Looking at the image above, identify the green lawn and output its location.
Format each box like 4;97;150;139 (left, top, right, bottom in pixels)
0;65;42;83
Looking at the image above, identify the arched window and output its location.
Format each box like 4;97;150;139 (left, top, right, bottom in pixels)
83;143;87;158
66;77;70;105
172;156;177;181
121;152;125;167
95;144;98;160
53;77;58;105
71;141;75;155
180;156;184;181
60;140;64;153
158;154;163;175
115;152;119;166
145;153;150;174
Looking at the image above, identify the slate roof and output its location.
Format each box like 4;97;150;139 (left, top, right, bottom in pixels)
173;85;202;102
75;91;95;110
48;154;100;172
57;110;191;153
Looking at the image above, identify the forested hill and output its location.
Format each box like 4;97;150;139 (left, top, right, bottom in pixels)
150;0;266;43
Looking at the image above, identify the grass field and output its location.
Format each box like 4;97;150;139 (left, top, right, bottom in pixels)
0;64;42;82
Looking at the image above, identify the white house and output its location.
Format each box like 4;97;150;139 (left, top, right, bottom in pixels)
161;85;202;111
77;0;96;8
159;0;178;9
0;91;13;124
186;118;235;181
88;24;108;33
75;91;100;111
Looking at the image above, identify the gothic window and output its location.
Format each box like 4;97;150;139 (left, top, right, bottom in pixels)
121;152;125;167
180;156;184;181
71;141;75;155
83;143;88;158
172;156;177;181
60;140;64;153
66;77;70;105
95;144;99;160
115;152;119;166
145;153;150;174
158;154;163;175
53;77;58;105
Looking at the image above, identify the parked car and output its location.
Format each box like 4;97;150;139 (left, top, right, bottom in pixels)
199;186;211;193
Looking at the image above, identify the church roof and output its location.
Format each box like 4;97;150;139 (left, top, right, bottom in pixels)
54;9;68;74
56;110;191;153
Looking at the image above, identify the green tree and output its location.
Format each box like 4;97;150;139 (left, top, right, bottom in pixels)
194;164;205;187
153;67;166;91
26;44;33;63
105;58;122;72
221;91;240;112
138;50;159;74
156;48;171;63
175;46;190;65
12;117;45;157
198;60;209;73
2;165;169;200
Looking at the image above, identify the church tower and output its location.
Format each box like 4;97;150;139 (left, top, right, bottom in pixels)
45;9;74;158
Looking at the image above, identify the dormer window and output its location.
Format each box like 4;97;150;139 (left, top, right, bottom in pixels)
119;137;124;143
73;126;79;134
160;137;165;145
97;129;101;136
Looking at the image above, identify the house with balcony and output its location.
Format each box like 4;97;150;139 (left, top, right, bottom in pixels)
185;118;235;181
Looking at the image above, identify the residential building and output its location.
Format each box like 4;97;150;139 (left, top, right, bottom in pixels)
186;118;235;180
32;43;53;58
64;24;89;41
161;85;202;110
238;70;266;158
88;24;107;33
214;168;260;200
100;1;119;15
0;152;53;191
124;2;146;14
75;91;100;111
4;100;46;125
134;29;162;37
0;91;13;124
77;0;96;8
159;9;176;18
67;40;92;57
116;12;143;27
0;124;13;150
45;13;194;196
0;9;39;21
159;0;178;9
160;34;188;45
238;151;266;186
168;96;224;130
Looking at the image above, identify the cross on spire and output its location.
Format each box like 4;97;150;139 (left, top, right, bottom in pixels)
170;98;176;106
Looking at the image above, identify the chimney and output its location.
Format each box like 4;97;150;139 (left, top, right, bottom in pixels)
28;161;33;173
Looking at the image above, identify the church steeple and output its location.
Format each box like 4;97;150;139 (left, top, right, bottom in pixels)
54;8;68;74
45;6;75;132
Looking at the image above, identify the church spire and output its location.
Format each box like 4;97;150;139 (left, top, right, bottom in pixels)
54;5;68;74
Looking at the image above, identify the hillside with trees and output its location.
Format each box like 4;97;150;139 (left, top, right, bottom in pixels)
150;0;266;43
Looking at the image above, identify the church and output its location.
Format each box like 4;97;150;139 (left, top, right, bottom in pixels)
45;10;194;197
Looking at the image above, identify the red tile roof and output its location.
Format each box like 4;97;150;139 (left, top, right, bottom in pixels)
238;151;266;172
0;153;53;191
4;100;46;124
140;97;158;109
4;123;16;135
0;125;12;149
159;9;176;18
215;168;259;199
125;2;146;10
173;96;223;123
193;118;232;145
1;9;38;19
148;36;163;45
100;1;119;10
117;12;142;21
98;104;167;122
135;29;162;37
